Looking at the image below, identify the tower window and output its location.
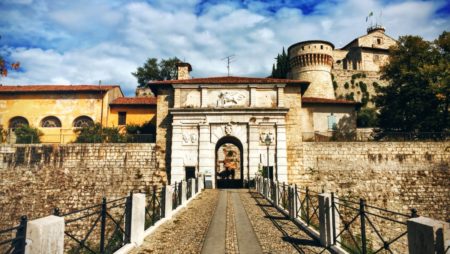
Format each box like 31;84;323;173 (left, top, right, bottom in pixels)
118;112;126;125
377;38;381;44
320;45;323;49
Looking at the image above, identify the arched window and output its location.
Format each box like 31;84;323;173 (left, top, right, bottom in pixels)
9;116;29;129
73;116;94;128
41;116;62;128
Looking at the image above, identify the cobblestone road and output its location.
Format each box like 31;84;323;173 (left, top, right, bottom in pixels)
131;189;330;254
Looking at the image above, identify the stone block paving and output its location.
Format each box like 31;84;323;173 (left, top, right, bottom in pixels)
131;189;330;254
130;190;219;254
240;190;330;254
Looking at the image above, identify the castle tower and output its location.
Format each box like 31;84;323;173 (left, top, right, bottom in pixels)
288;40;335;99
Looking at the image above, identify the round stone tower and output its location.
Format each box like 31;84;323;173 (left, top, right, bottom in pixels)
288;40;335;99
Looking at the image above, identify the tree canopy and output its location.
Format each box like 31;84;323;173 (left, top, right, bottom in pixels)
375;31;449;133
270;48;289;78
132;57;180;87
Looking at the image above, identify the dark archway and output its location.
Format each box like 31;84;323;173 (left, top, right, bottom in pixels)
215;136;244;188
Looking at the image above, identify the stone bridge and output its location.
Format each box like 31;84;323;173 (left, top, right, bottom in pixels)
130;189;327;254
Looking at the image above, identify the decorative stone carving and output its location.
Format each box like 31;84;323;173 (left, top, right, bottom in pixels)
224;123;233;135
259;129;275;144
182;129;198;145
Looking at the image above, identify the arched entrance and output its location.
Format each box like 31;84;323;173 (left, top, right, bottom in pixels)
215;136;244;188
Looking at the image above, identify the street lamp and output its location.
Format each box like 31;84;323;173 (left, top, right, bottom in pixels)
264;133;273;181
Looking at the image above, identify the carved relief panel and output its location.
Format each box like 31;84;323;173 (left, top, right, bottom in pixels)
259;126;276;145
207;89;249;107
181;89;201;108
254;89;277;107
182;127;198;145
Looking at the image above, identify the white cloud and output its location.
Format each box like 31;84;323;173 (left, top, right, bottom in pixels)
1;0;449;95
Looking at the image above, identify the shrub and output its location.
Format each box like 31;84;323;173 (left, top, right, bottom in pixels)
75;123;124;143
333;81;338;90
14;125;42;144
344;82;349;89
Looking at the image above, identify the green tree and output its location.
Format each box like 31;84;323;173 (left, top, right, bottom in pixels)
376;31;449;133
270;48;289;78
132;57;180;87
357;108;379;127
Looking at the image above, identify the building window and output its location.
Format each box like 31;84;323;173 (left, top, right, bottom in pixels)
118;112;126;125
73;116;94;128
377;38;381;44
9;116;29;129
41;116;62;128
320;45;323;49
327;113;337;131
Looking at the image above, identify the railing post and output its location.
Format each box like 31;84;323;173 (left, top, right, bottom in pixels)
161;186;166;217
360;198;367;254
152;186;157;225
15;216;27;254
306;187;310;226
407;216;449;254
331;192;340;246
26;215;64;254
164;185;173;218
130;193;145;246
319;193;332;247
124;194;132;244
100;197;107;254
191;178;195;197
294;184;300;219
181;181;187;204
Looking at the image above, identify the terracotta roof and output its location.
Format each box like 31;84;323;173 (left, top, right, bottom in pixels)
0;85;120;93
302;97;359;105
110;97;156;105
149;76;308;85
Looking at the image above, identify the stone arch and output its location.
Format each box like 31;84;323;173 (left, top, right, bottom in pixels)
41;116;62;128
9;116;29;129
73;116;94;128
214;135;244;188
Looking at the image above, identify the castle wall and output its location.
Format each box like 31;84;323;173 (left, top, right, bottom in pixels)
0;143;162;230
331;69;389;107
297;142;450;221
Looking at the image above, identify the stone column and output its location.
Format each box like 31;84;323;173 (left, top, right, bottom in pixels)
191;179;196;196
131;193;146;246
248;123;260;181
170;124;184;184
198;123;214;188
174;88;181;108
319;193;331;247
277;86;285;107
276;124;288;182
407;217;449;254
26;215;64;254
164;185;173;218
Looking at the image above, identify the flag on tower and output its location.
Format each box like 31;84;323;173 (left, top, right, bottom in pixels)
366;11;373;22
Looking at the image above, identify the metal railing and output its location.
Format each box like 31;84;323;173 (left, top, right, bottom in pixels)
255;176;417;254
0;216;27;254
145;186;164;230
295;186;321;230
302;131;449;142
330;194;417;254
54;196;132;253
172;182;182;210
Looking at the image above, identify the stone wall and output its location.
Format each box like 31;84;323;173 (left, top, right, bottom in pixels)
297;142;449;221
0;143;162;229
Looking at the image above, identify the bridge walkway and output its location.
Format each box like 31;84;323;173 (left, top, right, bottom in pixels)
131;189;329;254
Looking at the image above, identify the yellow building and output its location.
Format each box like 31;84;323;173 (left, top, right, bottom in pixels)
0;85;156;143
108;97;156;130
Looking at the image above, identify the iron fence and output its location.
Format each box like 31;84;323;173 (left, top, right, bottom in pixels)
186;179;192;200
255;176;417;254
329;194;417;254
172;182;182;210
145;186;164;230
302;131;449;142
54;196;132;254
0;216;27;254
295;186;321;230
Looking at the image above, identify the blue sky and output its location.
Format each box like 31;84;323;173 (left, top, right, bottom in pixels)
1;0;449;96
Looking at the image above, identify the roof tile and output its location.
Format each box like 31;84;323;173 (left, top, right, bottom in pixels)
110;97;156;105
0;85;119;93
149;76;308;85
